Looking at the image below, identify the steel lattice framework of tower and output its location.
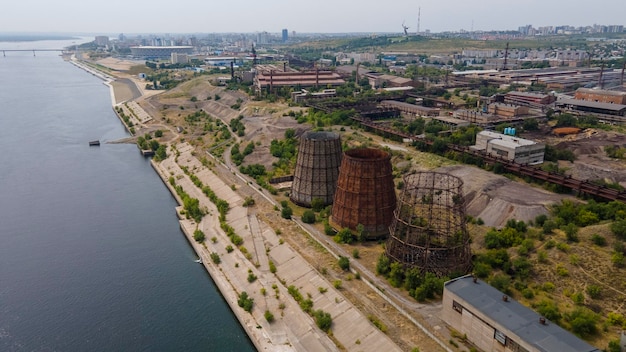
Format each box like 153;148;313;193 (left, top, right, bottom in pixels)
330;148;396;239
385;172;472;277
290;131;342;207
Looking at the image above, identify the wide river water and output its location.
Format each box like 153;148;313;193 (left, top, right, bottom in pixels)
0;38;255;351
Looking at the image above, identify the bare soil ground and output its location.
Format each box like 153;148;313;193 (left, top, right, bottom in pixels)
525;128;626;187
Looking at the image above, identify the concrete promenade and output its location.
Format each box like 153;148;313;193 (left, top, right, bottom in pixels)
152;143;404;352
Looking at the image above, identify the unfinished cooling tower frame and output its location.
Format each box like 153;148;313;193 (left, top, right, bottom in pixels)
330;148;396;239
290;131;342;208
385;171;472;277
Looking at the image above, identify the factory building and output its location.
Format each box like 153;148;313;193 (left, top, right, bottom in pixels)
254;70;345;94
574;88;626;105
556;98;626;117
442;275;600;352
380;100;440;117
487;103;529;118
504;91;556;106
472;131;544;165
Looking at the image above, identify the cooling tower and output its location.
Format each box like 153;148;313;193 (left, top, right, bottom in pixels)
290;131;342;207
330;148;396;239
385;172;472;277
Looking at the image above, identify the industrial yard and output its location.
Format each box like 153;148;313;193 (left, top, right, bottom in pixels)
90;38;626;351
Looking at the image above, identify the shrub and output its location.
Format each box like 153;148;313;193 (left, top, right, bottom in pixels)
376;254;391;276
210;252;220;264
368;315;388;333
313;310;332;332
301;210;316;224
334;228;354;244
333;280;342;289
590;234;606;246
237;292;254;312
247;273;257;283
281;206;293;219
352;248;360;259
565;307;599;337
226;245;234;253
586;285;601;299
338;256;350;271
535;300;561;322
490;274;511;294
299;299;313;313
562;223;579;242
193;229;206;242
264;310;274;323
472;262;491;278
611;219;626;240
543;220;557;234
269;260;277;273
522;288;535;299
311;198;325;212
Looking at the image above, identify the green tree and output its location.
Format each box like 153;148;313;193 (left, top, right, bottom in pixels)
334;228;354;244
281;206;293;219
311;198;325;212
301;210;316;224
376;254;391;276
193;229;206;242
565;307;598;337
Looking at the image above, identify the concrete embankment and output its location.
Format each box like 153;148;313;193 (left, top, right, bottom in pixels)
151;143;405;352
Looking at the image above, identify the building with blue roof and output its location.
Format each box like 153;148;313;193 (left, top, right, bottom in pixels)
442;275;600;352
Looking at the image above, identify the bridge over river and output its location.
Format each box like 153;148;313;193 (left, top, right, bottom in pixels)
2;49;69;57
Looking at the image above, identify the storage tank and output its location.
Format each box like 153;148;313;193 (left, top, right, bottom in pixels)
330;148;396;239
290;131;342;207
385;172;472;277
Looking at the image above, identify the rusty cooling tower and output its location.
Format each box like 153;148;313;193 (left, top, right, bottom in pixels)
385;172;471;277
330;148;396;239
290;131;342;207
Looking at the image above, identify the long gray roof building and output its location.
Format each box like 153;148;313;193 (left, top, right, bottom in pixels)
442;275;600;352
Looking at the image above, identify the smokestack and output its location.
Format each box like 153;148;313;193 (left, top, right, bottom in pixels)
316;68;319;87
283;62;286;72
270;70;273;93
230;61;234;79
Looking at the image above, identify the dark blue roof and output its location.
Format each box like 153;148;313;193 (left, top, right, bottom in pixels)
445;275;600;352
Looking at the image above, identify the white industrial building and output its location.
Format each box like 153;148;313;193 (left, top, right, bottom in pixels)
472;131;544;165
442;275;600;352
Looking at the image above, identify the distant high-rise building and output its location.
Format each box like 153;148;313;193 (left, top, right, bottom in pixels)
94;36;110;47
282;29;288;42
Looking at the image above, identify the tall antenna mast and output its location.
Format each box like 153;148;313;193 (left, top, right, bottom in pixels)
417;7;421;35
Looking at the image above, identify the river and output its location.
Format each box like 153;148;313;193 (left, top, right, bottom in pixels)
0;37;255;351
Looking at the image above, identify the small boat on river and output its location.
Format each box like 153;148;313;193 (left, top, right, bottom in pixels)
89;140;100;146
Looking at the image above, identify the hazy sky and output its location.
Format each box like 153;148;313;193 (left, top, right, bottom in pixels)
2;0;625;34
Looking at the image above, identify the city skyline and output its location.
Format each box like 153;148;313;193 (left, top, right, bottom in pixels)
2;0;625;35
